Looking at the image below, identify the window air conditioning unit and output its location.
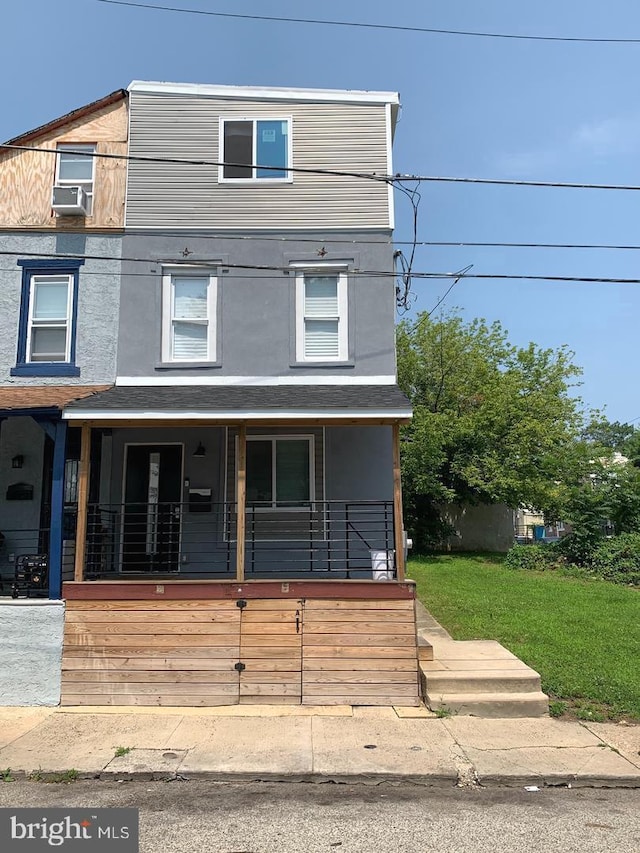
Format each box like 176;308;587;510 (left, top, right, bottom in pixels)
51;185;89;215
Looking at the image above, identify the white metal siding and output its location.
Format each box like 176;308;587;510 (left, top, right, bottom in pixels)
126;94;391;229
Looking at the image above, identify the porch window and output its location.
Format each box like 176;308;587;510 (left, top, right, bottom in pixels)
246;436;312;507
295;268;349;362
161;269;217;362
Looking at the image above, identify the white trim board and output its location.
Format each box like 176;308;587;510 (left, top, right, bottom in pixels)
63;409;412;422
115;375;398;386
128;80;400;108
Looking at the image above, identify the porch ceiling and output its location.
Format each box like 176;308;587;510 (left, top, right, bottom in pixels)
0;385;112;417
61;384;412;424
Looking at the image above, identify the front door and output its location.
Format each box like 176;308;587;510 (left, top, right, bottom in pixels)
122;444;183;573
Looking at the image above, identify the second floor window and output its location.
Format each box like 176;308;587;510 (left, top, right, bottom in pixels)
220;118;291;181
27;275;73;362
56;143;96;214
295;268;349;362
162;270;217;362
11;258;83;377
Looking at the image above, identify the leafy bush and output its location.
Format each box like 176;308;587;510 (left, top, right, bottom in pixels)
504;544;560;572
589;534;640;586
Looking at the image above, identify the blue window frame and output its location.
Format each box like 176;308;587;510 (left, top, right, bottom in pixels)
11;258;84;377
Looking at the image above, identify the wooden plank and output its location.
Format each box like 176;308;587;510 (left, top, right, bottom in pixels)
63;644;240;658
65;600;241;611
65;622;242;636
65;610;240;623
304;621;416;635
62;670;237;683
303;658;417;672
303;609;413;622
62;657;237;671
392;422;406;582
239;696;301;706
243;600;303;611
73;424;91;583
303;634;416;647
303;672;418;685
64;635;240;649
239;672;301;684
239;683;301;697
63;581;416;601
61;682;239;696
303;683;418;697
236;423;246;582
303;646;416;659
304;599;413;611
302;696;420;707
60;695;238;707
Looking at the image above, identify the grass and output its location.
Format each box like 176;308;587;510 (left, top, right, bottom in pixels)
408;553;640;721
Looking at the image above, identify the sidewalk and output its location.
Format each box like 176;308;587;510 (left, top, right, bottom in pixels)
1;705;639;788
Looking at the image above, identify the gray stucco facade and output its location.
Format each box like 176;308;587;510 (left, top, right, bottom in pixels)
0;231;121;385
0;601;64;705
117;232;396;379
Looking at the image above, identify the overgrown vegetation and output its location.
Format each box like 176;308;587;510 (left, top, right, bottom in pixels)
408;554;640;721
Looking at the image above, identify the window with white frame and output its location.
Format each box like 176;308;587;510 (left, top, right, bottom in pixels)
295;268;349;362
246;436;313;508
27;274;74;363
219;118;291;181
56;144;96;214
162;269;217;362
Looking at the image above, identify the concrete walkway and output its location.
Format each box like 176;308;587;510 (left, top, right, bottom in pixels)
1;705;638;788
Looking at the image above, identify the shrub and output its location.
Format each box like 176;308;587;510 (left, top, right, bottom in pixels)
589;534;640;586
504;543;560;572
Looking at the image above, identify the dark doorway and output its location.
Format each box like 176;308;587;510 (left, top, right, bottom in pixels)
122;444;183;573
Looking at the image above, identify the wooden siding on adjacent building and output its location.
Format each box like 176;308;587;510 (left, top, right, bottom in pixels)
126;93;391;229
0;99;128;229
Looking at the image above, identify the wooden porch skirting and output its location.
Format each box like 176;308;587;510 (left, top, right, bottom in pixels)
60;581;421;707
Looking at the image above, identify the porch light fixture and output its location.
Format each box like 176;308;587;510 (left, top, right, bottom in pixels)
11;454;24;469
193;442;206;458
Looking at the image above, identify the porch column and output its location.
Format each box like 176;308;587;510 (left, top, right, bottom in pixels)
73;423;91;583
48;420;67;600
392;423;406;582
236;423;247;582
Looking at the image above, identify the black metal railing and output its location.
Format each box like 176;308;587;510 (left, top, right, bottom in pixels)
82;500;396;580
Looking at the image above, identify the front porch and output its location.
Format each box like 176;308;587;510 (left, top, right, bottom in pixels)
56;384;419;708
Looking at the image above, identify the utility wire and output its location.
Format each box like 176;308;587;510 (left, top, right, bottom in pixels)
1;249;640;285
96;0;640;45
4;229;640;252
5;142;640;192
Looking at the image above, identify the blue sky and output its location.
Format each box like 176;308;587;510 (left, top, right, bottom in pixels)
3;1;640;422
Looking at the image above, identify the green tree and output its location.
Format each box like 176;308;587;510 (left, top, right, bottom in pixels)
397;312;585;550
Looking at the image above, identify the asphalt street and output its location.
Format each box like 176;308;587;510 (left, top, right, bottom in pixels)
1;780;639;853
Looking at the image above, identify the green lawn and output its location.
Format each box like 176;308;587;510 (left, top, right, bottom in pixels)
408;554;640;721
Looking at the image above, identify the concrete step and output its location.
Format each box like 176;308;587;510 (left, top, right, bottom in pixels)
424;690;550;719
417;636;434;662
424;668;541;695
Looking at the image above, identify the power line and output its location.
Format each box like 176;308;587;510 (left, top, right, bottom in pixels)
96;0;640;45
6;142;640;192
5;229;640;252
2;249;640;285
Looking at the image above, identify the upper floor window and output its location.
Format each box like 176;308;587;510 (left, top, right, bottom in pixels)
294;267;349;362
56;144;96;214
161;269;217;363
11;258;83;377
219;118;291;182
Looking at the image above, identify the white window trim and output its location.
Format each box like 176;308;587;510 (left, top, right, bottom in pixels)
218;116;293;184
26;274;73;364
242;434;315;512
294;265;349;363
55;143;96;214
161;268;218;363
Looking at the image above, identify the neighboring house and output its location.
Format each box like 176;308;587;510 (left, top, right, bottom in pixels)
0;91;127;703
1;81;418;709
